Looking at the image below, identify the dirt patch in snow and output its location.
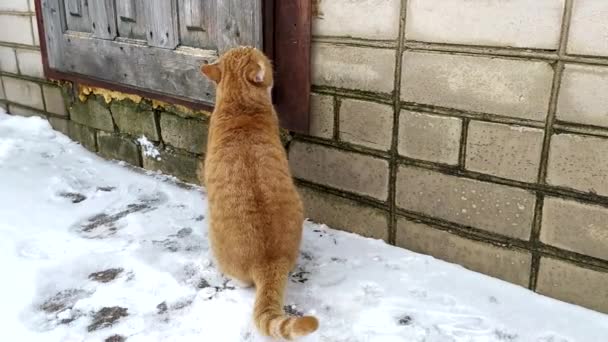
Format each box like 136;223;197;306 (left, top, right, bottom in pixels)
89;268;124;283
87;306;128;332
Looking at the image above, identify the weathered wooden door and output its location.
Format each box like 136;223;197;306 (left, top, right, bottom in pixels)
41;0;262;105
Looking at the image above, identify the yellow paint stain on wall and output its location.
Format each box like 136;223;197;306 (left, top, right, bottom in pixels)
78;85;143;104
75;84;210;117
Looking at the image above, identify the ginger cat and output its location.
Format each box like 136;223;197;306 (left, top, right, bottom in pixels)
200;47;319;340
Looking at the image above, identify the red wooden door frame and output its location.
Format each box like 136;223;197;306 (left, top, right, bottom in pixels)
34;0;311;134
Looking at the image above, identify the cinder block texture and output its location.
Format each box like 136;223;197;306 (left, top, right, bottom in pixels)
48;117;68;136
466;121;544;182
111;101;159;141
556;64;608;128
398;110;461;165
401;51;554;121
142;148;201;185
0;14;34;45
8;103;43;117
160;112;207;154
312;43;395;93
547;134;608;196
289;141;389;200
312;0;400;40
16;49;43;78
568;1;608;57
2;76;43;110
405;0;564;50
97;132;141;166
541;197;608;261
537;258;608;314
396;218;532;286
0;46;18;73
67;121;96;152
69;97;114;132
42;85;68;116
396;165;536;239
309;93;334;139
299;186;389;241
339;99;393;151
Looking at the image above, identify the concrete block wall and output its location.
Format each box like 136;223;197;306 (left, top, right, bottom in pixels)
0;0;64;118
2;0;608;314
0;1;210;187
293;0;608;314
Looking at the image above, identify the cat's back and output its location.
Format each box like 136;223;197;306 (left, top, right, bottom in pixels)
204;109;303;262
204;110;300;215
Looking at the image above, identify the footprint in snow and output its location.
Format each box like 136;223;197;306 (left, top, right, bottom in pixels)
72;194;166;239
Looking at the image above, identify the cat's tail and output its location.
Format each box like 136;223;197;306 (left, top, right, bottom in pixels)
252;264;319;340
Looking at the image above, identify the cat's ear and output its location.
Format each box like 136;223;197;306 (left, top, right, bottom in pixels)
201;62;221;83
247;61;265;84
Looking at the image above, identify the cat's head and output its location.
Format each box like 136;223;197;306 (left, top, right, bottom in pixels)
200;46;273;93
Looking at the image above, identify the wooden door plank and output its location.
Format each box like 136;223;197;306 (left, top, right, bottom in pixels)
144;0;179;49
64;0;92;32
116;0;147;40
89;0;117;39
41;0;66;69
116;0;136;22
183;0;204;30
58;33;216;102
178;0;215;49
216;0;262;53
66;0;80;16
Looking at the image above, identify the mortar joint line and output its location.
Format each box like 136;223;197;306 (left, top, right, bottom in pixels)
529;0;574;291
386;0;409;245
333;96;341;141
458;117;470;170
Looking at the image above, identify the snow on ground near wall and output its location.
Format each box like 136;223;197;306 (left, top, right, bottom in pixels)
0;112;606;342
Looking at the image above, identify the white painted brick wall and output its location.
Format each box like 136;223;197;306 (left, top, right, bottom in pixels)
541;197;608;261
0;0;29;12
568;1;608;57
557;64;608;128
309;93;334;139
537;258;608;313
16;49;43;78
401;51;554;120
312;43;395;93
405;0;564;49
313;0;400;40
547;134;608;196
9;103;44;117
43;85;67;116
31;15;39;46
396;165;536;240
0;14;34;45
289;141;390;200
2;76;44;110
0;46;18;73
465;121;544;183
339;99;393;151
398;110;461;165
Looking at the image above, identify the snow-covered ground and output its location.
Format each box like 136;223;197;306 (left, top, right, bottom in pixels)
1;111;607;342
